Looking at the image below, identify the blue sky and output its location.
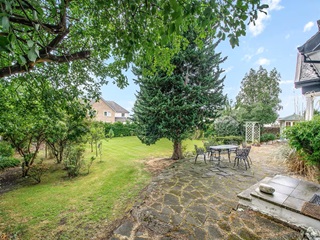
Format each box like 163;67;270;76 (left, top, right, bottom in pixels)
101;0;320;118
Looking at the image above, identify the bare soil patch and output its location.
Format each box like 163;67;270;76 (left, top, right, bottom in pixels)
0;167;23;194
144;158;176;176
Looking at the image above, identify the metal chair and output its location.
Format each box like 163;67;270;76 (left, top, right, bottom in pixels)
203;141;217;160
233;147;250;170
194;145;207;164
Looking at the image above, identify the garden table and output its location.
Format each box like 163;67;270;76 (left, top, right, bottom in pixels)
209;145;238;166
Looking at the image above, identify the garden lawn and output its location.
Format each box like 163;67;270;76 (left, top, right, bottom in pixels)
0;136;203;239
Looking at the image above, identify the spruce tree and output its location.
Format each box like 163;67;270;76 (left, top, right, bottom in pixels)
133;32;226;159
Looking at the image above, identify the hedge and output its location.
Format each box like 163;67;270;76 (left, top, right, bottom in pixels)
103;121;137;138
0;156;21;170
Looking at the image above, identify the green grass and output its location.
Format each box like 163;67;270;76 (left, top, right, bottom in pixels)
0;136;203;239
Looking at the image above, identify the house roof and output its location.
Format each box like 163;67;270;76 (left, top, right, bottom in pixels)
100;98;129;113
295;20;320;94
278;113;304;121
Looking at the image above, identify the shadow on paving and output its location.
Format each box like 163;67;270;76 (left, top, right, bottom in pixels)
107;144;304;240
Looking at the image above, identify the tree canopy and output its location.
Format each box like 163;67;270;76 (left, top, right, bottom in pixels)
133;31;226;159
0;0;268;88
235;66;282;124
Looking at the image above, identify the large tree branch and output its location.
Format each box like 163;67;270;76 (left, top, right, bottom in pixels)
0;51;90;78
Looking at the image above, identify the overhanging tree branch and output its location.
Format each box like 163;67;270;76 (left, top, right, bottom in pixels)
0;51;91;78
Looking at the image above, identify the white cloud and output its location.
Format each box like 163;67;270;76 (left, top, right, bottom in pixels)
267;0;284;10
242;47;265;62
243;54;252;62
280;80;293;85
303;21;314;32
249;0;283;36
256;57;270;65
256;47;265;54
224;66;234;73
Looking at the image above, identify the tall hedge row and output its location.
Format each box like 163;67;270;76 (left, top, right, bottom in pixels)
103;121;137;138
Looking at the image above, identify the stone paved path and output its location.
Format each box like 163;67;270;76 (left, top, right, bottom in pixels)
109;145;303;240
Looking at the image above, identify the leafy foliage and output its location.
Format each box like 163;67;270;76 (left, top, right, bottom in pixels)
214;115;241;136
104;122;136;138
0;0;267;87
133;31;226;159
0;156;20;170
64;144;85;178
235;66;282;124
0;77;90;175
87;121;105;156
0;140;14;157
260;133;276;143
285;116;320;168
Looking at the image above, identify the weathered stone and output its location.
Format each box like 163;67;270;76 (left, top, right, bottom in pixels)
114;221;134;237
208;224;223;238
164;194;180;206
150;202;162;211
259;183;275;194
185;213;201;226
170;205;183;213
237;228;261;239
171;214;183;226
194;227;207;240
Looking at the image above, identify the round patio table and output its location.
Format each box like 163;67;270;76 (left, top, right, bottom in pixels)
209;145;238;166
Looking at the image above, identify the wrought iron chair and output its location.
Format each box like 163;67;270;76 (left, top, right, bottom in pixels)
203;142;215;160
194;145;207;164
233;147;250;170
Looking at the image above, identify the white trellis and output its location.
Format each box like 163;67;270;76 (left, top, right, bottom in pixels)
245;121;260;143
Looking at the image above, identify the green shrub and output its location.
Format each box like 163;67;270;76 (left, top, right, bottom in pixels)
104;121;137;138
213;136;244;145
0;141;14;157
213;116;241;137
260;133;276;142
64;144;85;178
285;116;320;168
0;156;20;170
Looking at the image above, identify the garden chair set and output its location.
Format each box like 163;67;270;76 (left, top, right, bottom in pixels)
194;142;252;170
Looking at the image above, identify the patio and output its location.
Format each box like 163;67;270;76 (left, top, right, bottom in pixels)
107;144;319;239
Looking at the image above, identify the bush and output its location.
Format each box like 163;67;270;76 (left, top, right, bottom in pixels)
0;156;20;170
64;144;85;178
213;136;244;145
260;133;276;143
285;116;320;168
0;141;14;157
213;116;241;137
104;121;137;137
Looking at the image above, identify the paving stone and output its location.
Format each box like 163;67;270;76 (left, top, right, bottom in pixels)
164;193;180;206
194;227;207;240
208;224;224;238
170;205;183;213
185;213;201;226
237;228;261;239
171;214;183;226
114;221;134;237
108;145;303;239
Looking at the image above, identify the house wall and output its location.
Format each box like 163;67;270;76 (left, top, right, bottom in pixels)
92;100;115;123
115;112;129;118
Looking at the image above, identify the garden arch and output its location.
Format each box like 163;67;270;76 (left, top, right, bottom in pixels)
245;121;260;143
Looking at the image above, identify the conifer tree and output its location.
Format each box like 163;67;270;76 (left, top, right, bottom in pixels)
133;32;226;159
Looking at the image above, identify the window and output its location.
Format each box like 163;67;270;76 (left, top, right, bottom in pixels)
121;113;125;117
104;111;111;117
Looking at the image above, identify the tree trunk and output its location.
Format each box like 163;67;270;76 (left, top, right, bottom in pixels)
171;140;184;160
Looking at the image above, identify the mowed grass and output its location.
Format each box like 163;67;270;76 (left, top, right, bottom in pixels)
0;136;203;239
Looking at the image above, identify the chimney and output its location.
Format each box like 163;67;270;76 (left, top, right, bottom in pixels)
317;20;320;31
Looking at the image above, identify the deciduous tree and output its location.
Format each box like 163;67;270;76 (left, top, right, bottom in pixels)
0;0;268;89
235;66;282;124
